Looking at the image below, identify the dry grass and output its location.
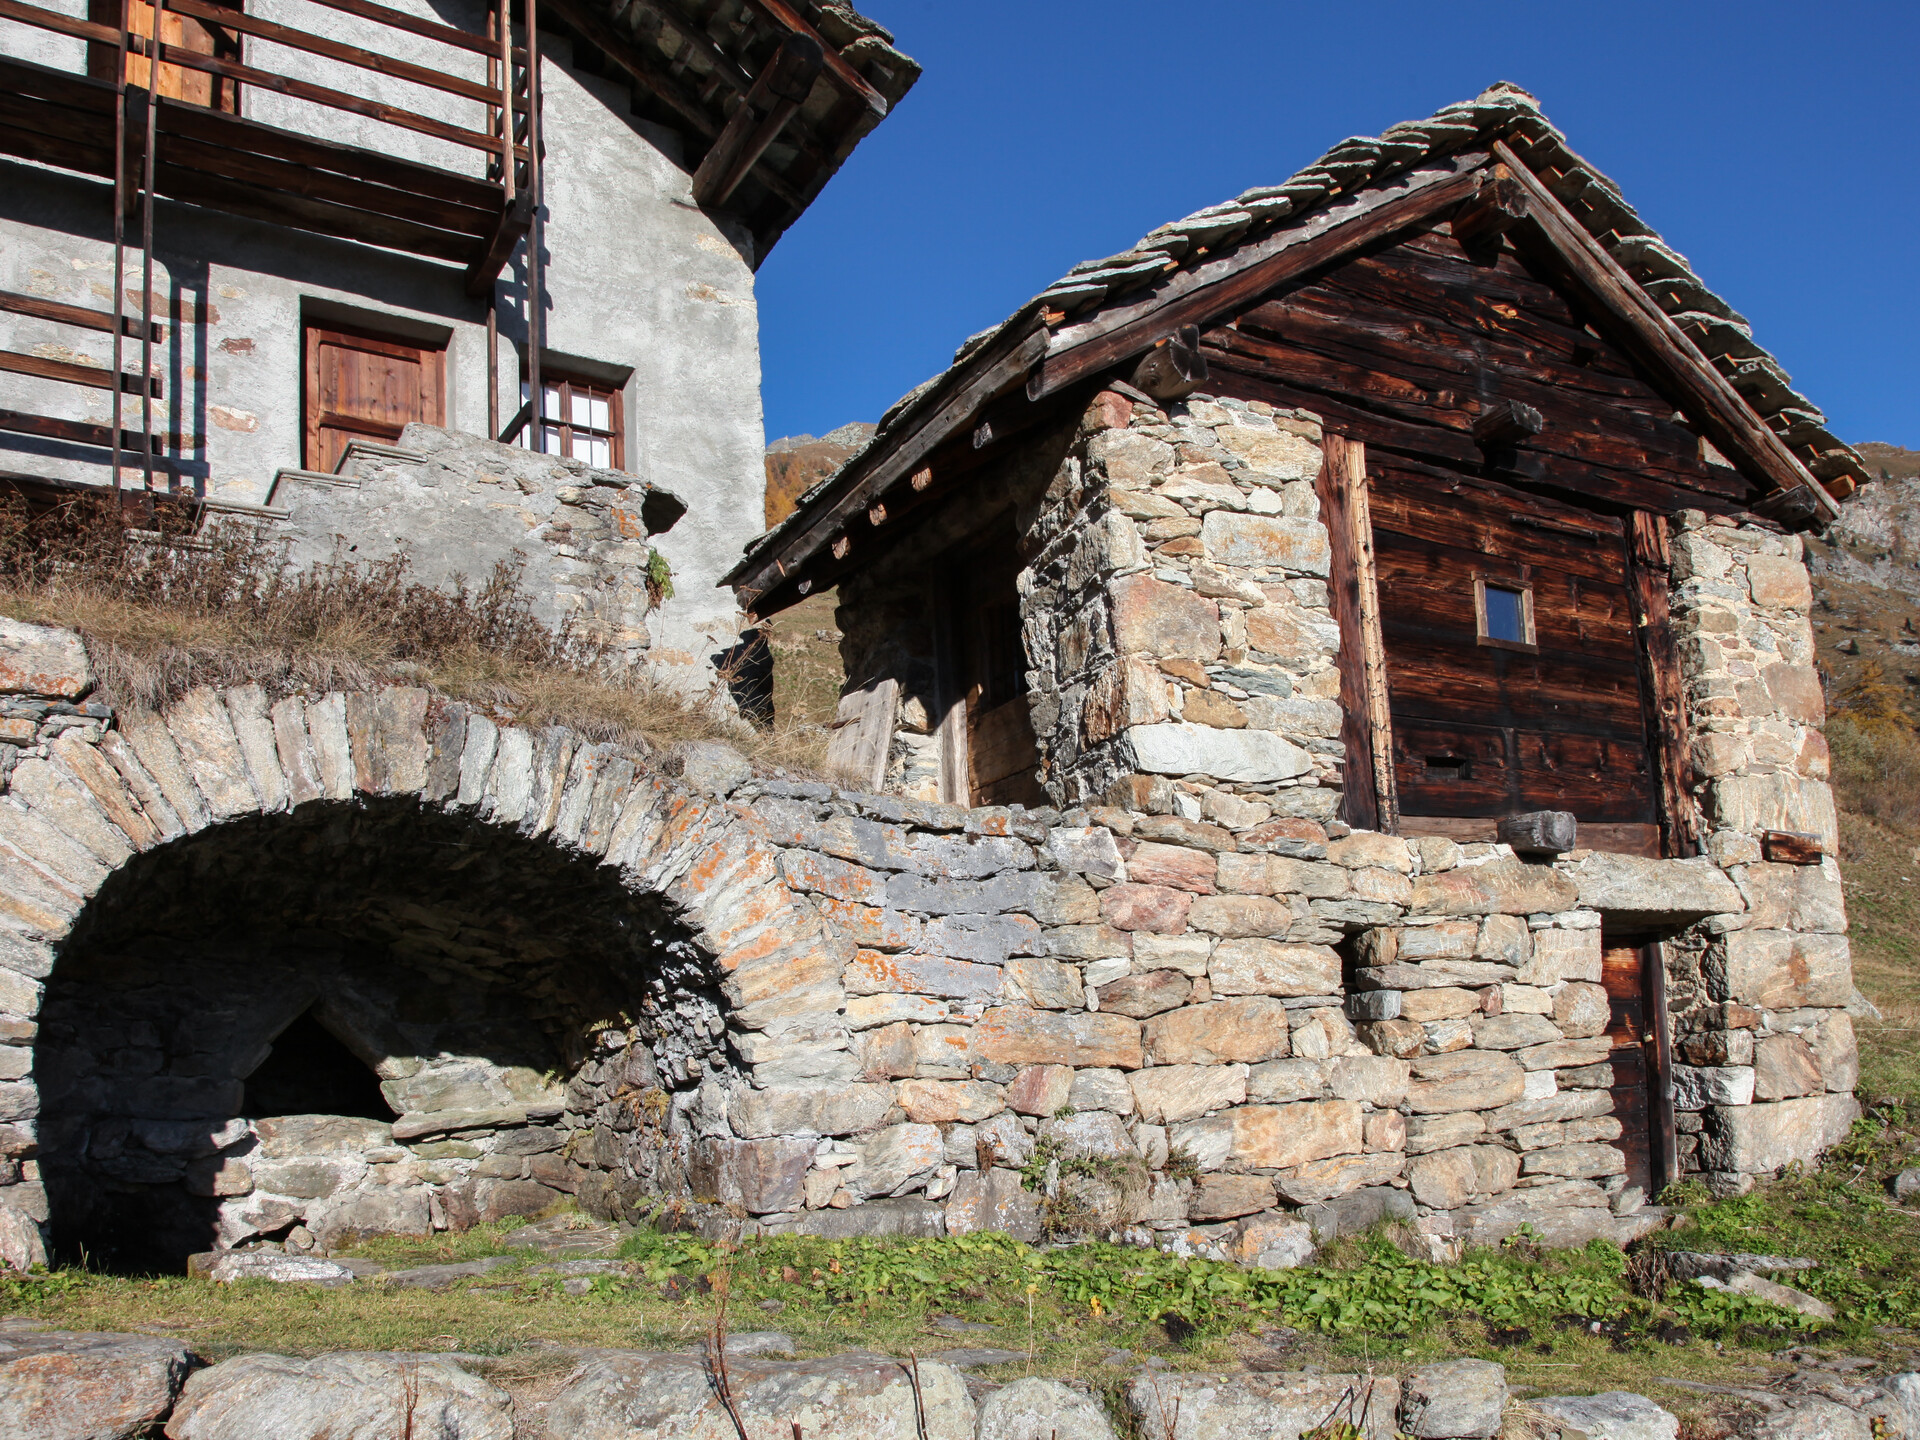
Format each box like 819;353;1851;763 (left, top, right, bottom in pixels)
0;493;826;772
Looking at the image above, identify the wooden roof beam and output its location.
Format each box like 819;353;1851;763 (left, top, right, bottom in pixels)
1490;140;1839;527
737;0;888;117
690;30;821;210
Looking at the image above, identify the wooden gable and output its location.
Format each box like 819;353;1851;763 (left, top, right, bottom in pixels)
1204;220;1724;855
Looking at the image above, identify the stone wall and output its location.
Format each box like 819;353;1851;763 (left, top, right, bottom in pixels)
0;566;1861;1271
266;424;686;671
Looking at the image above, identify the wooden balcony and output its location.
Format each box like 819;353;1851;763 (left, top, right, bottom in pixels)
0;0;534;290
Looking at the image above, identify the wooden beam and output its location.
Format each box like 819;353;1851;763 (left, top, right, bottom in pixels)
689;31;821;210
464;191;533;296
625;0;755;95
0;349;159;397
1471;398;1545;448
730;323;1050;603
1450;163;1529;251
542;0;717;140
1128;325;1208;401
1027;157;1486;401
302;0;521;62
0;408;175;455
1626;509;1699;858
0;289;163;343
737;0;887;117
1490;140;1838;525
1317;435;1396;832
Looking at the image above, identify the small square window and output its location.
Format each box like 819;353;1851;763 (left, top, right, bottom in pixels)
519;370;623;470
1476;579;1535;648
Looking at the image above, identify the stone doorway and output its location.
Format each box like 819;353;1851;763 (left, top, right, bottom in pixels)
241;1011;389;1122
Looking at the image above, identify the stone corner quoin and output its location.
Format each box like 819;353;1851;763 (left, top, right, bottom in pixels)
0;494;1861;1265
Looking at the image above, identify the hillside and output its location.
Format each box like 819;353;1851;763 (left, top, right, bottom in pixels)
762;421;875;528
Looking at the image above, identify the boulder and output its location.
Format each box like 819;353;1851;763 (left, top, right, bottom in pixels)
1409;860;1576;917
782;1198;946;1240
944;1167;1042;1242
1535;1392;1679;1440
165;1353;511;1440
204;1253;356;1287
1144;998;1291;1065
1129;1065;1248;1124
977;1378;1117;1440
0;618;93;698
541;1351;974;1440
1126;1372;1401;1440
1399;1359;1506;1439
0;1330;198;1440
1405;1051;1526;1115
1748;1398;1873;1440
1697;1094;1859;1173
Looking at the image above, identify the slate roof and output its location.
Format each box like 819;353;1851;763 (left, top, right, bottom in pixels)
742;83;1864;574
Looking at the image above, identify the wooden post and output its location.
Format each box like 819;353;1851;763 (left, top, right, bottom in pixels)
110;0;129;493
1626;510;1700;857
932;581;970;805
1317;435;1397;832
139;0;161;493
523;0;542;451
1644;940;1678;1195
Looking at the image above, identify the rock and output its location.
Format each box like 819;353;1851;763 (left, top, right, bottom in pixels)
1129;1064;1248;1124
1715;931;1852;1009
1048;827;1127;883
1272;1152;1404;1205
1408;1148;1479;1209
1697;1270;1834;1320
929;1348;1028;1370
0;1205;47;1272
845;1124;944;1199
945;1167;1042;1242
204;1253;356;1287
671;740;751;795
252;1114;390;1157
1190;1174;1276;1221
972;1008;1143;1070
1697;1093;1859;1173
1231;1213;1317;1269
1887;1374;1920;1440
1406;1051;1526;1114
1660;1251;1816;1283
1097;969;1192;1018
977;1378;1117;1440
1208;940;1341;995
165;1352;512;1440
1298;1185;1414;1243
1126;841;1218;894
1145;998;1291;1065
729;1084;895;1139
1110;575;1221;662
1127;724;1312;783
1752;1034;1823;1101
541;1350;975;1440
1410;860;1576;917
1535;1392;1679;1440
1176;1099;1361;1171
1670;1064;1756;1109
1895;1169;1920;1202
1748;1397;1873;1440
895;1080;1006;1125
1399;1359;1506;1439
1200;512;1330;574
690;1137;815;1212
1553;983;1611;1039
1566;853;1744;922
1067;1068;1135;1116
784;1198;946;1239
1100;884;1194;934
0;618;92;698
374;1256;518;1290
0;1330;198;1440
1006;1065;1075;1117
1470;1013;1564;1050
1038;1110;1139;1162
1328;1055;1410;1106
1125;1371;1401;1440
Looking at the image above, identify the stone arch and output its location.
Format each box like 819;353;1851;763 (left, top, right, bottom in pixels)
0;683;852;1270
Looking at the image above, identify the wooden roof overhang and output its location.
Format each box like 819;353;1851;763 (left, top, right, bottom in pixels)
0;0;915;282
729;87;1859;620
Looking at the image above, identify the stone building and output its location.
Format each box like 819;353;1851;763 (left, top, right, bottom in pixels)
0;0;917;682
0;85;1870;1276
726;88;1868;1223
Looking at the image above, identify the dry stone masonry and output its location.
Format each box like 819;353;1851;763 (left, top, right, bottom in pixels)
0;410;1864;1274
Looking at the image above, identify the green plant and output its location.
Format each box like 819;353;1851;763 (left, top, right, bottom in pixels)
644;547;674;607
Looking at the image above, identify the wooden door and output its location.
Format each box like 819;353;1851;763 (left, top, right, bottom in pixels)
1600;937;1673;1197
952;541;1044;808
1369;460;1661;854
303;324;444;473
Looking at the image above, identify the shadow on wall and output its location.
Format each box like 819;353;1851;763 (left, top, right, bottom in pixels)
36;797;723;1273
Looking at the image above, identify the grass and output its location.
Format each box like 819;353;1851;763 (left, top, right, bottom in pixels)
0;491;829;773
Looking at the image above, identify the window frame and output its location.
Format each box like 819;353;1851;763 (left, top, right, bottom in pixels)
520;369;624;471
1473;575;1538;653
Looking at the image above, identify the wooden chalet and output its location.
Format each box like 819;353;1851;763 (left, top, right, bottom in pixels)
728;84;1868;857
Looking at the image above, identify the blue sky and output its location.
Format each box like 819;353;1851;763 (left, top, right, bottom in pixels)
753;1;1917;450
